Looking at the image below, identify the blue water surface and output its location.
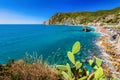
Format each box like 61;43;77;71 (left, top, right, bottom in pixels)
0;24;100;65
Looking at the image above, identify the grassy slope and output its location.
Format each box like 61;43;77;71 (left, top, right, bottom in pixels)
44;7;120;26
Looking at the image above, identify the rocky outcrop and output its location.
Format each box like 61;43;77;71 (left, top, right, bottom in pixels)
82;28;92;32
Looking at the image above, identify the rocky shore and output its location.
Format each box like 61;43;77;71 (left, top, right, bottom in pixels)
96;26;120;78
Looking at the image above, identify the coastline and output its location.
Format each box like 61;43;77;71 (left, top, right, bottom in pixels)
95;26;120;79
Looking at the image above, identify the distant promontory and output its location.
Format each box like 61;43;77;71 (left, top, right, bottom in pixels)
44;7;120;27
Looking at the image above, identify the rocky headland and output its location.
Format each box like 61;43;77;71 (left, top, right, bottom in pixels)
44;7;120;28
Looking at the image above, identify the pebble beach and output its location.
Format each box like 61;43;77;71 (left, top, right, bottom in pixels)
96;26;120;79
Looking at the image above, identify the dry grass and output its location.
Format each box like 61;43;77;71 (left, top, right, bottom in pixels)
10;60;61;80
0;59;62;80
0;53;63;80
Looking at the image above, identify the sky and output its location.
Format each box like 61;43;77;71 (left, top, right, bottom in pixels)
0;0;120;24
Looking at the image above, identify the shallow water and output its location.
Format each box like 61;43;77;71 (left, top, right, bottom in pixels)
0;24;100;65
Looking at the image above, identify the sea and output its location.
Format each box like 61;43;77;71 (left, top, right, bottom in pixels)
0;24;101;67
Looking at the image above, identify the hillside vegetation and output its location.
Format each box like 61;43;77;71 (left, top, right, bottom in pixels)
44;7;120;26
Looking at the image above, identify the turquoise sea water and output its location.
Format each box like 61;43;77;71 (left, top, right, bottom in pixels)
0;24;101;65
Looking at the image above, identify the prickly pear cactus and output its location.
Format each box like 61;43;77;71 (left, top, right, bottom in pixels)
67;51;75;64
56;65;67;71
88;60;93;66
95;57;102;67
56;41;118;80
75;61;82;70
72;41;81;54
94;67;104;79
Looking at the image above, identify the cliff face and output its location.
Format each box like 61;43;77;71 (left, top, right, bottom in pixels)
44;7;120;26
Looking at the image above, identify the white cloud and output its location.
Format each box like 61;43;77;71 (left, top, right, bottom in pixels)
0;10;43;24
